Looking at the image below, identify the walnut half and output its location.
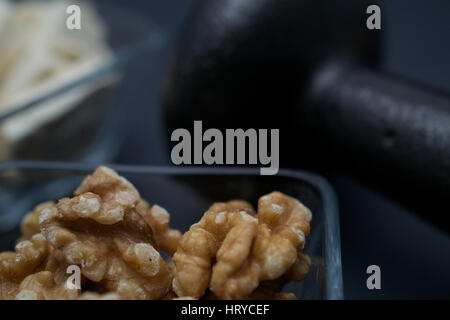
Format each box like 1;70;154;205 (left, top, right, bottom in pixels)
172;192;312;299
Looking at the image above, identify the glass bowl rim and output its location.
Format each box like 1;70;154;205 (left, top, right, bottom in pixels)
0;160;343;299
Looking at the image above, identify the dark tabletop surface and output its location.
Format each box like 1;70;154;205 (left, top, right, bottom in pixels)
112;0;450;299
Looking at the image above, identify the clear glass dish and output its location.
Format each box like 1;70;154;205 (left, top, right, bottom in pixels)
0;1;165;162
0;161;343;299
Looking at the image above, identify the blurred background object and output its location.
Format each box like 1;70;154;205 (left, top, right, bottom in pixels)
0;0;165;162
163;0;450;233
0;0;110;114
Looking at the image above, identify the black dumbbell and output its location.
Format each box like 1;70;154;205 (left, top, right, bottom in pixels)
164;0;450;230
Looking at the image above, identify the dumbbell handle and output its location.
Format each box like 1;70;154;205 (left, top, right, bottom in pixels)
164;0;450;228
303;60;450;223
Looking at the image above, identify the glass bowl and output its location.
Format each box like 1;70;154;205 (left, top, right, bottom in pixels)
0;1;165;162
0;161;343;299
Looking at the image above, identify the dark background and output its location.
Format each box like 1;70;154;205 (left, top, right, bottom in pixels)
111;0;450;299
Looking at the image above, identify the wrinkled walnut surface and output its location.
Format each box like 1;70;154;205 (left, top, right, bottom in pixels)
172;192;312;299
0;167;312;300
0;167;179;300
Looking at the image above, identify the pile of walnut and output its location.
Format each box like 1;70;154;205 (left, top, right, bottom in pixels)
0;167;312;300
